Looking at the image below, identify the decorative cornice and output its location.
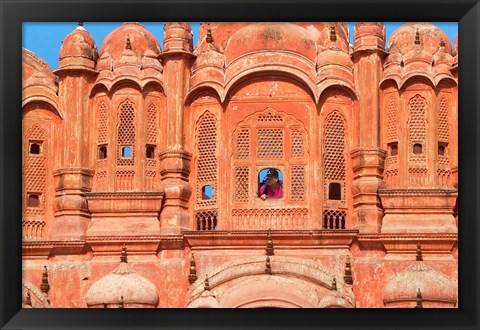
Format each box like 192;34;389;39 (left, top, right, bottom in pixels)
85;191;164;198
53;168;94;176
378;188;457;196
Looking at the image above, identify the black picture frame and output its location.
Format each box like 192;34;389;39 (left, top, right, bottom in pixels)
1;0;479;329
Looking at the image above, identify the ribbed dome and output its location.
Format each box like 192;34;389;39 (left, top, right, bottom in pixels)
85;246;158;307
59;23;98;62
383;261;456;304
387;23;452;56
317;47;353;70
99;22;161;62
22;48;57;91
224;23;317;64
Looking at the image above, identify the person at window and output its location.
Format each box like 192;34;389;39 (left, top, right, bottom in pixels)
259;168;283;200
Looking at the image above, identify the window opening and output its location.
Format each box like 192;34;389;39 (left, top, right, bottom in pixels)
258;168;283;199
413;143;423;154
438;143;446;156
29;142;41;155
98;145;107;159
27;194;40;207
328;183;342;200
122;146;132;158
388;142;398;156
146;145;155;159
202;185;213;200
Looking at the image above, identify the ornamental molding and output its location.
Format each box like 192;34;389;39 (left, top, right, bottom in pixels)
378;188;457;196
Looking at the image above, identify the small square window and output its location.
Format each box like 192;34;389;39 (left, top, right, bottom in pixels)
146;145;155;159
258;168;283;199
27;194;40;207
98;145;107;159
438;143;447;156
201;185;213;200
413;143;423;154
328;182;341;200
388;142;398;156
122;146;132;158
29;142;41;155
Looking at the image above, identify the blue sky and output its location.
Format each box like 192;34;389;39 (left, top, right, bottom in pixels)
23;22;458;70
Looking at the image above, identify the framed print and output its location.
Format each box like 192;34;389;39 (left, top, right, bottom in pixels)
1;0;479;329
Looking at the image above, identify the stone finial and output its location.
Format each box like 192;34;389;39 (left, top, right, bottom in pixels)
330;26;337;42
265;256;272;275
121;244;128;263
25;291;32;307
414;29;421;45
204;275;210;291
120;295;125;308
126;34;132;50
189;253;197;284
41;266;50;295
266;229;274;256
331;276;337;291
344;255;353;285
415;288;423;308
206;29;213;44
416;242;423;261
78;22;84;27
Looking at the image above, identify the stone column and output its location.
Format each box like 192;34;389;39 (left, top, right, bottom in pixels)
158;23;196;234
52;25;98;241
350;23;387;233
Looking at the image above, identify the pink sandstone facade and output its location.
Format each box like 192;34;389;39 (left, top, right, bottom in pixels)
21;22;458;308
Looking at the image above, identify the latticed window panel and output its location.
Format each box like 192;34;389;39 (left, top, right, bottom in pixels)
144;170;157;191
235;129;250;159
232;208;308;230
408;95;427;162
290;166;305;201
22;220;46;240
234;166;250;203
386;96;397;142
94;170;108;190
257;111;284;122
323;111;346;200
195;210;218;230
385;156;398;167
291;127;305;158
24;125;47;216
437;168;451;187
384;169;399;186
115;170;135;191
257;128;284;159
97;101;108;145
117;100;136;166
437;96;450;142
146;102;158;145
322;209;346;229
196;111;218;205
408;167;428;186
438;156;449;166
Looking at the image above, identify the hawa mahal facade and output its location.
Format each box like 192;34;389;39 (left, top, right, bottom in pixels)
21;22;458;308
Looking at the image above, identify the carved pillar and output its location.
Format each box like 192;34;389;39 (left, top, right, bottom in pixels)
350;23;387;233
52;24;98;240
158;23;196;234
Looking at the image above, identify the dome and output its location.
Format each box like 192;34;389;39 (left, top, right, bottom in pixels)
85;246;158;307
99;22;161;62
387;23;452;56
59;23;98;63
383;248;456;305
224;23;317;64
22;48;57;92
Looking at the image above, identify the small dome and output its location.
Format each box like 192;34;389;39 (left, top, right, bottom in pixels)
85;246;158;307
224;23;317;64
387;23;452;56
99;22;161;62
22;48;57;91
383;261;456;305
59;23;98;62
317;47;353;70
